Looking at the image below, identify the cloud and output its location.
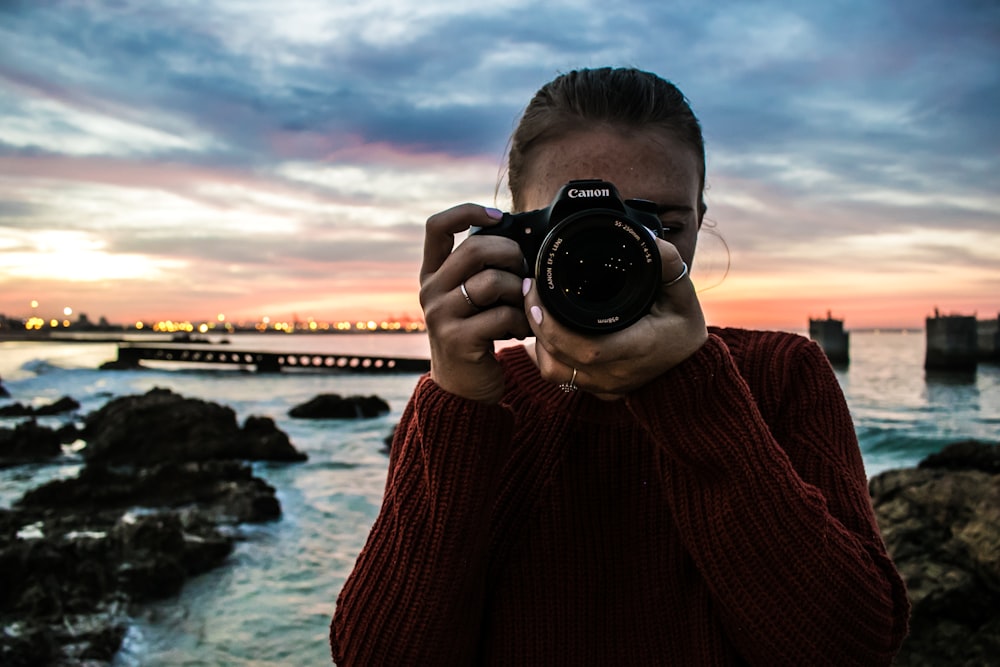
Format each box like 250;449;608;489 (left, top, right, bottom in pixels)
0;0;997;326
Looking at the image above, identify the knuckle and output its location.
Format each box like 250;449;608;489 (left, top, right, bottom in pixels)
420;296;450;328
577;346;603;365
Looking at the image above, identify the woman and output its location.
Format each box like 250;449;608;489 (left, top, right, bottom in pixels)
331;67;909;665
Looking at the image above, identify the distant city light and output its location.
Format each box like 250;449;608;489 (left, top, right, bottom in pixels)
11;306;426;335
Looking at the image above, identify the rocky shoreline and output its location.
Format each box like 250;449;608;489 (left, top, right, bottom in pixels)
2;387;998;665
0;387;312;665
870;440;1000;665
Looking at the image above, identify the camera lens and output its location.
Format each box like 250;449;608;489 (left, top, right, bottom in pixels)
535;210;662;333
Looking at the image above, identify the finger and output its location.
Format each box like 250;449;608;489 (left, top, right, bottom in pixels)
657;238;689;289
437;304;533;347
439;234;526;290
420;204;503;282
460;268;526;311
523;277;653;376
421;234;526;318
522;278;606;367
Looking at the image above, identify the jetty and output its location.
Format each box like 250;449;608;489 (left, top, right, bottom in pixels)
102;343;430;374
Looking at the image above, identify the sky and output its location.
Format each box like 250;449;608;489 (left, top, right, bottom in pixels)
1;0;998;331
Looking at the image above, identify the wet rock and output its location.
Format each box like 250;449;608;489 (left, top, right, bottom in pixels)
0;387;305;663
55;422;81;445
0;505;232;664
0;395;80;417
870;440;1000;666
19;460;281;524
0;419;63;467
918;439;1000;474
81;387;306;466
288;393;390;419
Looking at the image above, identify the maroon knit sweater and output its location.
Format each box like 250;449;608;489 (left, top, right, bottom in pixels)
330;328;909;665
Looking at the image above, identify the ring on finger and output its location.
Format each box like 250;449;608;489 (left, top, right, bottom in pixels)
460;282;481;310
663;261;689;287
559;367;578;393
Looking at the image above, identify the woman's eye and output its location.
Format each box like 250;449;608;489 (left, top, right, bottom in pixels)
659;221;685;234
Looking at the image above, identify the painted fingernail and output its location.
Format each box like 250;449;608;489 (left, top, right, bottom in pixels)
530;306;543;325
522;277;532;296
484;207;503;220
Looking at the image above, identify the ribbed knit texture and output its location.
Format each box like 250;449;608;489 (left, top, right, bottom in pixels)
330;328;910;665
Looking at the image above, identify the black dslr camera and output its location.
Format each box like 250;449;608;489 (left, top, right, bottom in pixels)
471;179;664;334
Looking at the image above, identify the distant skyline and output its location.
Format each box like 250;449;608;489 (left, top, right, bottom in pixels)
1;0;998;331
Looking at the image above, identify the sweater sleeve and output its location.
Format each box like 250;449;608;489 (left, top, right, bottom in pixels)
626;333;909;666
330;374;514;666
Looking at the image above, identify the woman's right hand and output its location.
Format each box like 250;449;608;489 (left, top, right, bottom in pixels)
419;204;532;403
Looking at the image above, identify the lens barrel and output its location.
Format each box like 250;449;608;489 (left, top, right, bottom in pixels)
535;209;661;333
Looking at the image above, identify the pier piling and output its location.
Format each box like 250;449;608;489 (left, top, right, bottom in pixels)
977;315;1000;363
809;312;849;366
925;311;978;372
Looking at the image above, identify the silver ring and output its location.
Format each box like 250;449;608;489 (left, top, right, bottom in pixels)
663;261;689;287
559;368;578;393
460;282;480;310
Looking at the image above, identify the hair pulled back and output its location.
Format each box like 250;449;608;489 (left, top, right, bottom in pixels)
508;67;706;213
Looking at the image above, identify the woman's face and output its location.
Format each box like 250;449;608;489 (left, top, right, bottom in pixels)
517;126;704;267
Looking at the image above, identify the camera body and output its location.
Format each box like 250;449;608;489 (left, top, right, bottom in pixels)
471;179;664;334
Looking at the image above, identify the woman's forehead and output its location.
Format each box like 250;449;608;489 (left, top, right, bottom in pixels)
519;127;701;208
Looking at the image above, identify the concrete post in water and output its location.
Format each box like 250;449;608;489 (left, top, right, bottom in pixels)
977;315;1000;363
809;311;849;366
925;309;978;372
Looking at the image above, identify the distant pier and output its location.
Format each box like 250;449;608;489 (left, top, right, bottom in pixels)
925;311;979;372
103;343;430;374
809;312;849;365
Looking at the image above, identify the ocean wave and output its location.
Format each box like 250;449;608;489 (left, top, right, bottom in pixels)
857;427;960;459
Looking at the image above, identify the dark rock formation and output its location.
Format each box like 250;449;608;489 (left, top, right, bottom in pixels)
0;387;307;664
288;393;390;419
19;460;281;524
0;506;232;664
870;440;1000;666
0;420;63;467
0;395;80;417
82;387;307;466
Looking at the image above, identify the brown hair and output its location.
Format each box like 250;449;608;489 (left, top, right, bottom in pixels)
507;67;706;213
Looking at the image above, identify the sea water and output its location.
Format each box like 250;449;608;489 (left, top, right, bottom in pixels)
1;331;998;666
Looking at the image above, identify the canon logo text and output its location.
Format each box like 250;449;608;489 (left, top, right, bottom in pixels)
567;188;610;199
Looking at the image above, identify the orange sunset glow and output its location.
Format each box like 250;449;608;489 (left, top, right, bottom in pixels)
1;2;997;332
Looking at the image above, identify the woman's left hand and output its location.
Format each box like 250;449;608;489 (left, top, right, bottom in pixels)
523;238;708;400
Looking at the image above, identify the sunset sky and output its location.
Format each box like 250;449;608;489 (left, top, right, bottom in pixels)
1;0;997;331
